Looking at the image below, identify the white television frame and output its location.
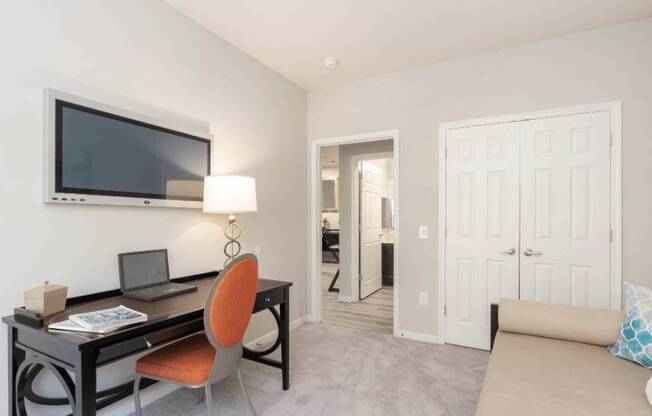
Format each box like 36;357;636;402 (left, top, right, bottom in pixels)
43;89;211;209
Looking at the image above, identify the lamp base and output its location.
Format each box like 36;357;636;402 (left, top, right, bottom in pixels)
224;214;242;266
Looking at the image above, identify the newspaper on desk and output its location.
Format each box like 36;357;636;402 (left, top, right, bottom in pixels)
49;305;147;334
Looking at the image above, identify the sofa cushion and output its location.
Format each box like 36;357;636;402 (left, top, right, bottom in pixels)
499;298;623;347
477;331;651;416
609;281;652;368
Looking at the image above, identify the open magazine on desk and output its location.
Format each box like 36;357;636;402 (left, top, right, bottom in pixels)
49;305;147;334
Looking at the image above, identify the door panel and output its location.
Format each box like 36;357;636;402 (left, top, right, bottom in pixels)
360;162;382;299
520;112;611;309
445;122;520;350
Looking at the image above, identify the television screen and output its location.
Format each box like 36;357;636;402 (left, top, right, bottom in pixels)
55;99;210;202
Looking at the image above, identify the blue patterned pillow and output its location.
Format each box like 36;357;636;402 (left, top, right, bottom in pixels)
608;282;652;368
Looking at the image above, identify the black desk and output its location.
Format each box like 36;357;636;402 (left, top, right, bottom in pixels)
3;272;292;416
327;245;340;293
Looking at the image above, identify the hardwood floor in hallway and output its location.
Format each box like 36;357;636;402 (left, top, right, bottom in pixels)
321;262;393;334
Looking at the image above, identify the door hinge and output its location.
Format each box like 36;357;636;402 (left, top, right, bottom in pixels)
444;305;447;316
610;229;613;242
444;226;447;238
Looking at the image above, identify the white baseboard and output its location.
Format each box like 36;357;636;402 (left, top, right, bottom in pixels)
336;295;353;303
245;314;309;349
397;330;442;344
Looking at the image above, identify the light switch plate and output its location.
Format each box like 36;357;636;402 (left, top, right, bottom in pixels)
419;225;428;239
419;292;428;306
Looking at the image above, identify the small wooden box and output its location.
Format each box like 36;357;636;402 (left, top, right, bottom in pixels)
24;281;68;317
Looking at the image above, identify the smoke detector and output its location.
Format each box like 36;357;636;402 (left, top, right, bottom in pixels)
323;57;339;69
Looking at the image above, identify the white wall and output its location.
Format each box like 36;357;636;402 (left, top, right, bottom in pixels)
336;140;393;299
309;18;652;337
0;1;307;414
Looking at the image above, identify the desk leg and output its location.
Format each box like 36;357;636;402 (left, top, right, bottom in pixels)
8;326;25;416
280;288;290;391
75;349;97;416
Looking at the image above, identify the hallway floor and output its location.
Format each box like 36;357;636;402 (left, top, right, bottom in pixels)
321;263;393;334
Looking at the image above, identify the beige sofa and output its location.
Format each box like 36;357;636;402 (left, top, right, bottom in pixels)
476;299;651;416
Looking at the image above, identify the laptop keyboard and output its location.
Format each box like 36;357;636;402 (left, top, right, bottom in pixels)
131;283;182;298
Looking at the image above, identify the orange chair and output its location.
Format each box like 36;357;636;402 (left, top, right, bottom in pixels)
133;254;259;416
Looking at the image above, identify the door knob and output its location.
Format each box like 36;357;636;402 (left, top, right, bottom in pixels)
499;248;516;255
523;248;542;256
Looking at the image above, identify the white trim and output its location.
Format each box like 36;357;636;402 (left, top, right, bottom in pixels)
336;295;353;303
438;101;623;346
351;151;394;302
437;122;447;346
245;315;310;349
398;330;442;344
609;102;623;310
309;130;400;337
439;101;621;131
393;133;400;338
312;130;398;147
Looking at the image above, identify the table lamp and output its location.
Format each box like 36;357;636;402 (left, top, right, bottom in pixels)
203;175;258;265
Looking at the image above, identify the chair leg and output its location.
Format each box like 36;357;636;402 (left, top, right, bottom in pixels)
205;383;214;416
237;366;257;416
133;376;143;416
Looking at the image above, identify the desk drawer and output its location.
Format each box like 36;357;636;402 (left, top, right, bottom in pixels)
254;288;285;312
96;318;204;365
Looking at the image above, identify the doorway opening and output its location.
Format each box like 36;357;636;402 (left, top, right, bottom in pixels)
310;131;399;336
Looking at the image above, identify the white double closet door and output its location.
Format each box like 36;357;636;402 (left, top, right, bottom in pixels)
445;111;612;350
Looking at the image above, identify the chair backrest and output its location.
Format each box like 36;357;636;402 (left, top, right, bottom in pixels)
203;253;259;382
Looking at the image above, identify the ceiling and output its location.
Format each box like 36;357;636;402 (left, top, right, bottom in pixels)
167;0;652;90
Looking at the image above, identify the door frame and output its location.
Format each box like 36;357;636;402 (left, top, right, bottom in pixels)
352;152;394;302
309;130;400;337
437;101;622;345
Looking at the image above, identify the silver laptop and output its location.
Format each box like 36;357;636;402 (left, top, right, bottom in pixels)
118;249;197;301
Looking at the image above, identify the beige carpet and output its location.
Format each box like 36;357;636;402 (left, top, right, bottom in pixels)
321;263;393;334
133;322;488;416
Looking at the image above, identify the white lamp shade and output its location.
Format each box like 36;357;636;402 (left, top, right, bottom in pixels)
203;175;258;214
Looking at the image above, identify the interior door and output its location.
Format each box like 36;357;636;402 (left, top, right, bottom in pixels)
360;162;383;299
445;122;520;350
520;112;612;308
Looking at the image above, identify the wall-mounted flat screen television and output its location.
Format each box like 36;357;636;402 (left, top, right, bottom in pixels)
44;90;211;209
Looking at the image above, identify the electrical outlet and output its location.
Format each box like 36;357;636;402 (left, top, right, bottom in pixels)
419;225;428;239
419;292;428;306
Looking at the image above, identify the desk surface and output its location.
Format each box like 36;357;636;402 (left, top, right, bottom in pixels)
3;277;291;349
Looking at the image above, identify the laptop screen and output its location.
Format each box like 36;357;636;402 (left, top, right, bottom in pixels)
119;249;170;291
